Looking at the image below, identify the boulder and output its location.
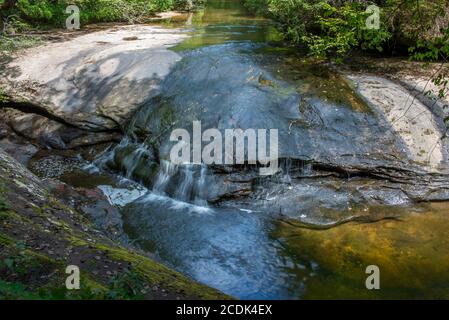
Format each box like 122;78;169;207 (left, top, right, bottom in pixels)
1;25;187;131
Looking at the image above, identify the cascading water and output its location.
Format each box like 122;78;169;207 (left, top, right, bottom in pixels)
195;165;209;206
175;165;196;201
122;144;149;179
153;159;177;194
100;142;212;205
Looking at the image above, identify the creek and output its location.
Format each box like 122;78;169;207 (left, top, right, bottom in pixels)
91;0;449;299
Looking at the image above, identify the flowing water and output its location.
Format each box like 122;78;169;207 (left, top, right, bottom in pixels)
96;0;449;299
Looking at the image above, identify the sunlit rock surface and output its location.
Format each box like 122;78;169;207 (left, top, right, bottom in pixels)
346;74;448;170
2;25;187;131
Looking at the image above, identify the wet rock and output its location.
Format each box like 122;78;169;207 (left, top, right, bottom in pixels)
0;147;226;299
102;43;449;219
107;45;403;171
0;148;48;200
47;179;127;241
28;154;84;179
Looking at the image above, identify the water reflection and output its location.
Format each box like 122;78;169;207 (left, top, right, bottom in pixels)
154;0;282;50
273;203;449;299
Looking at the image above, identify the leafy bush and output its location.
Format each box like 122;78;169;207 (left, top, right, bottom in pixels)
243;0;391;59
244;0;449;60
1;0;202;28
384;0;449;47
410;29;449;62
302;2;391;58
243;0;269;15
409;28;449;104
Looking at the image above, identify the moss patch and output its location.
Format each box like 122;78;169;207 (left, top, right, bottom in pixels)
0;148;229;300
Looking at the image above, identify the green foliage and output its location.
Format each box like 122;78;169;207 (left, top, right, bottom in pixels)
244;0;448;60
1;0;201;28
384;0;449;47
243;0;392;59
0;14;43;53
0;278;108;300
8;0;164;25
16;0;56;21
0;280;42;299
0;34;43;52
302;2;391;59
243;0;269;15
0;240;146;300
410;29;449;62
105;269;146;299
409;28;449;101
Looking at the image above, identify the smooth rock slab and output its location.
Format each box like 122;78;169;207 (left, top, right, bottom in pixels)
103;44;449;210
346;74;448;171
1;108;121;150
2;25;187;131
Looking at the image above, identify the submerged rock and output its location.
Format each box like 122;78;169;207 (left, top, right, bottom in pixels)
274;202;449;299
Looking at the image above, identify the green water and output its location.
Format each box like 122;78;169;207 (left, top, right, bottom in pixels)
274;203;449;299
155;0;370;112
158;0;282;50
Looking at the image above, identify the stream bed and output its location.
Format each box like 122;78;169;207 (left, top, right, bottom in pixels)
80;0;449;299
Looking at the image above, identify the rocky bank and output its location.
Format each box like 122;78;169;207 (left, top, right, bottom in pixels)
1;20;449;298
0;24;230;299
1;24;187;152
0;146;228;299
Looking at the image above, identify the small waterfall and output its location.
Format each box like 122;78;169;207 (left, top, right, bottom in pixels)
122;144;148;179
93;137;130;170
175;165;195;201
97;138;211;205
301;162;312;176
281;158;292;184
153;160;177;194
153;162;209;205
94;137;152;181
194;165;208;206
